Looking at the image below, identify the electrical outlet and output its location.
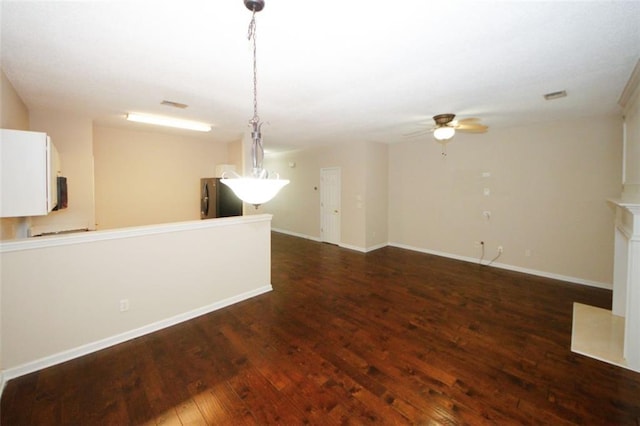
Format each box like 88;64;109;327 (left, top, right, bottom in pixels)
119;299;130;312
497;246;503;254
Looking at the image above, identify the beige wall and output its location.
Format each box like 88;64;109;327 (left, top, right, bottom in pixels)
253;147;322;238
365;142;388;248
389;116;623;286
622;68;639;201
625;91;639;185
29;109;96;235
1;215;272;373
0;69;29;131
331;141;367;249
256;116;624;285
228;139;244;173
93;125;229;229
0;69;30;241
257;141;380;250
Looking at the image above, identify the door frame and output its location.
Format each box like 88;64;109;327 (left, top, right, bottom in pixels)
320;167;341;245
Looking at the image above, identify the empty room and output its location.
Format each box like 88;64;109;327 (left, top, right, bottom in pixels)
1;1;640;424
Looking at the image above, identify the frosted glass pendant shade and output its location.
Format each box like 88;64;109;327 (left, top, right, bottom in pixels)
221;176;289;207
433;126;455;141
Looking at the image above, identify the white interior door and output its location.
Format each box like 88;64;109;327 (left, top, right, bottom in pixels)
320;167;341;245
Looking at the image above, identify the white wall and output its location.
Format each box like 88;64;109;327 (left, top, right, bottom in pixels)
389;116;623;286
93;125;229;229
1;215;272;375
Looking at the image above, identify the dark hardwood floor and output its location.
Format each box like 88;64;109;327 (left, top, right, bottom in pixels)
2;232;640;425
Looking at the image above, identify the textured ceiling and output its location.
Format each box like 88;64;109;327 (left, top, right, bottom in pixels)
2;1;639;152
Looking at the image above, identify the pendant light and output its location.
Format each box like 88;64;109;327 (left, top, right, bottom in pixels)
221;0;289;208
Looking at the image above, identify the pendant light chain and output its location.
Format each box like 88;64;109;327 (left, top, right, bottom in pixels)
248;8;259;125
247;5;264;175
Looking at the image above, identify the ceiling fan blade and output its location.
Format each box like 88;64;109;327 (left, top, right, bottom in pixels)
456;122;487;129
456;117;481;124
454;117;487;132
403;128;434;137
457;125;488;133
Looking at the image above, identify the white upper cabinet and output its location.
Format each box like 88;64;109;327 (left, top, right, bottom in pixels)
1;129;60;217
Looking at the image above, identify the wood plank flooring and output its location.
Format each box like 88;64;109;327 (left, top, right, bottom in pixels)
2;232;640;425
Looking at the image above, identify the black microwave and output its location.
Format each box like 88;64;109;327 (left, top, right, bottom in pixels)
53;176;68;211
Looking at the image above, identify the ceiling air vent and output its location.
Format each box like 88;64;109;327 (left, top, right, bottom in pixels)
543;90;567;101
161;100;189;109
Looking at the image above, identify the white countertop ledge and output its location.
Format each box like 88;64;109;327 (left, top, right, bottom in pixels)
608;198;640;208
0;214;272;253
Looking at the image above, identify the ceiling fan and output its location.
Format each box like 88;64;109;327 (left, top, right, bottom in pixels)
405;113;488;157
431;113;488;141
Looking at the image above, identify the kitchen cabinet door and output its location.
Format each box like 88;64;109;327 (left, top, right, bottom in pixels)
1;129;59;217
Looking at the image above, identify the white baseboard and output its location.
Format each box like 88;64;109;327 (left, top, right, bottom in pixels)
272;228;322;242
364;242;389;253
1;285;272;384
388;242;611;290
272;230;610;289
272;229;387;254
338;242;366;252
339;242;389;253
0;372;5;397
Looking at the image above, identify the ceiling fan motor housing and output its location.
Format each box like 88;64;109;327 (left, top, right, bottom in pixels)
433;113;456;126
244;0;265;12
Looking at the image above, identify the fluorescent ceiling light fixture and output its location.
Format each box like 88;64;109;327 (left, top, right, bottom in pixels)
126;113;211;132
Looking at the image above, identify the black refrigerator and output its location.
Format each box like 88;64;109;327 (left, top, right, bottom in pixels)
200;178;243;219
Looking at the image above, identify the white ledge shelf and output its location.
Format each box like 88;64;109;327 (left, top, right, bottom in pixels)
0;214;272;253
